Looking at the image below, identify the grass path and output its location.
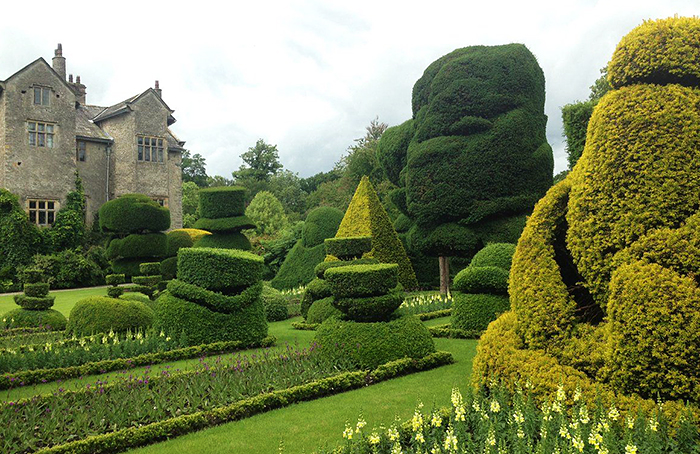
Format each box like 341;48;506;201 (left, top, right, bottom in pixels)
127;335;476;454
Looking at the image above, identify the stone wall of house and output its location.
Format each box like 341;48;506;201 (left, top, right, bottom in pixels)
99;113;135;200
76;140;109;225
2;62;77;214
167;149;183;228
0;89;6;189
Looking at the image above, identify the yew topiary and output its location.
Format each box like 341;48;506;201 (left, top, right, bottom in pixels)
193;186;254;251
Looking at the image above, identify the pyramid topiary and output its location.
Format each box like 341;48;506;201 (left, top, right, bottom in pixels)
193;187;255;250
101;194;170;278
270;206;343;290
473;17;700;422
155;247;268;346
335;176;418;290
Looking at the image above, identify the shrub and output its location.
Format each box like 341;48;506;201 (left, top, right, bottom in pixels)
270;242;326;290
335;177;418;289
1;308;66;330
105;274;125;285
306;297;342;324
111;258;145;278
193;231;252;250
261;285;288;322
13;295;55;310
193;216;256;233
0;189;43;279
315;315;435;369
167;280;263;314
107;287;125;298
198;186;246;219
325;263;398;298
451;292;510;332
314;257;378;279
23;283;49;298
244;191;289;236
177;248;263;293
165;229;211;256
332;286;404;322
132;275;162;287
469;243;516;270
67;296;155;336
452;266;509;294
20;249;105;289
608;17;700;89
139;262;161;275
99;194;170;233
301;207;344;247
154;292;268;346
301;278;331;318
160;257;178;280
324;236;372;260
120;293;152;305
107;233;167;260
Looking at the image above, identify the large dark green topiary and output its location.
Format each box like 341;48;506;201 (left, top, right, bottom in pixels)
270;207;343;290
474;17;700;416
2;309;67;330
177;248;263;293
99;194;170;233
67;296;155;336
377;44;552;287
193;187;254;251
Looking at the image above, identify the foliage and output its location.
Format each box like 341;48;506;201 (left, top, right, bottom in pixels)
397;292;453;317
336;177;418;289
469;243;516;270
245;191;289;235
260;221;304;279
99;194;170;233
324;236;372;260
452;292;509;332
322;384;700;454
194;231;252;250
261;284;288;322
561;99;595;170
111;258;144;278
306;297;342;324
232;138;283;182
19;248;105;289
106;233;167;259
177;247;263;292
50;171;86;251
193;215;256;232
452;266;509;294
197;186;246;219
67;296;155;336
302;206;344;247
181;181;201;228
14;294;55;310
332;286;404;322
315;315;435;369
325;263;399;298
0;188;43;282
1;308;67;330
181;150;209;187
166;228;211;257
608;16;700;88
160;257;178;280
167;280;263;314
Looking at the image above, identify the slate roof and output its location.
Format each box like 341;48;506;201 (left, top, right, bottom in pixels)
76;106;113;142
166;128;186;152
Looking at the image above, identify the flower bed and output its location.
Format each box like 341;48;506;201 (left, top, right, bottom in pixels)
397;293;453;316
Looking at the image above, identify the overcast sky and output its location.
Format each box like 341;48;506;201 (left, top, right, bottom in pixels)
0;1;696;179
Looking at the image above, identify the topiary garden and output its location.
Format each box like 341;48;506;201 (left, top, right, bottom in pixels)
193;186;256;250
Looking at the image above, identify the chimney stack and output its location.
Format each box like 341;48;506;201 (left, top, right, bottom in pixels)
154;80;162;98
68;74;73;83
74;75;86;105
52;43;66;80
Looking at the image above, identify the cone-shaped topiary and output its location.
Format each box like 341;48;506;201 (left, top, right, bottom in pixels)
155;247;268;346
335;176;418;290
193;187;254;250
101;194;170;278
271;206;343;290
474;17;700;419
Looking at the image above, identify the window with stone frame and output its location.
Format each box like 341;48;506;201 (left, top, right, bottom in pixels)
77;140;86;162
33;86;51;106
27;121;55;148
27;199;59;226
137;135;165;162
152;197;168;207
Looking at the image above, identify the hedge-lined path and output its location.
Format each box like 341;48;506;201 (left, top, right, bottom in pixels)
126;318;476;454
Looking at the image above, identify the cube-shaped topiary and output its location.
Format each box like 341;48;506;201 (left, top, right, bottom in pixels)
198;186;246;219
324;236;372;260
325;263;398;299
177;247;263;293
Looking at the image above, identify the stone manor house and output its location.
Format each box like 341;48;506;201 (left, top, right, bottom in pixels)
0;44;183;229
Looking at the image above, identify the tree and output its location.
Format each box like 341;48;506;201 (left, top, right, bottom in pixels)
181;150;209;187
267;170;307;218
181;181;200;228
245;191;289;236
233;139;283;182
206;175;235;187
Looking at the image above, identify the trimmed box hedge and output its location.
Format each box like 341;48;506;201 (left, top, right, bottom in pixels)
167;280;263;314
166;228;211;256
452;292;510;332
107;233;167;260
13;295;55;310
193;215;257;233
177;247;263;292
198;186;246;219
105;274;125;286
22;282;50;298
325;263;398;298
314;257;379;279
159;257;178;280
306;297;342;324
324;236;372;259
132;275;163;287
139;262;161;275
107;287;125;298
1;308;66;330
193;231;252;250
332;286;404;322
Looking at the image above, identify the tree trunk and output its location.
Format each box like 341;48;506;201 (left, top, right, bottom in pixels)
439;255;450;295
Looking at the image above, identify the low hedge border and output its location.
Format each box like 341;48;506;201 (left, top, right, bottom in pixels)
34;351;453;454
0;326;63;338
167;280;263;314
427;324;482;339
1;336;276;390
291;322;320;331
416;309;452;321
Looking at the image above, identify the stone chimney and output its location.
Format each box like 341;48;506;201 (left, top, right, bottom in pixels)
52;44;66;80
154;80;162;98
74;75;86;105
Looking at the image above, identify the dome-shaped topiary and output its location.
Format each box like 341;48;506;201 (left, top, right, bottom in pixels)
99;194;170;233
474;16;700;415
469;243;516;270
301;207;344;248
67;296;154;336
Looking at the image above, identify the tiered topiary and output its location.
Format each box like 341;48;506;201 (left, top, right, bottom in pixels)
270;206;344;290
302;236;378;323
128;262;163;300
67;296;155;336
334;176;418;290
106;274;125;298
100;194;170;278
473;17;700;422
160;228;211;280
3;268;67;330
155;247;268;346
377;44;552;290
451;243;515;332
193;187;255;250
315;262;434;369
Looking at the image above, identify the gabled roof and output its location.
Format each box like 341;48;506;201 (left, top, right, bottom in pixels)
1;58;75;93
92;88;176;124
76;105;113;143
166;128;186;152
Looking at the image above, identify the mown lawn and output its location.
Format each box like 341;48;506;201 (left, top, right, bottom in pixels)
0;286;109;318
